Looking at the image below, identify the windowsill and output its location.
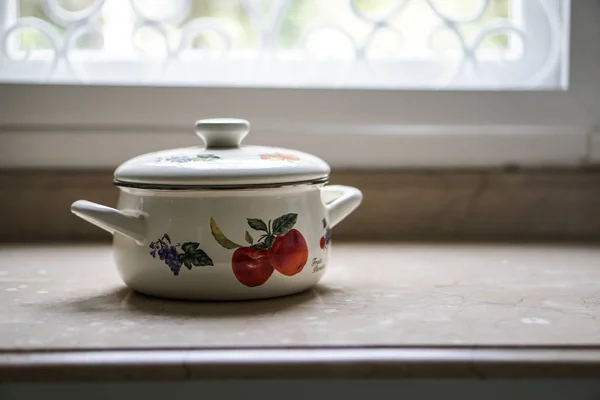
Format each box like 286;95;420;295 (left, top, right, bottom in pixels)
1;242;600;380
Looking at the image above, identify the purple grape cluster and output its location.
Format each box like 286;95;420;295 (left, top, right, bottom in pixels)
149;240;182;276
322;218;331;245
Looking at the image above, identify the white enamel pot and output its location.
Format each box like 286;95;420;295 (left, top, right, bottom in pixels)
71;119;362;300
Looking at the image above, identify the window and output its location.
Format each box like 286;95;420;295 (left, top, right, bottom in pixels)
1;0;598;170
1;0;566;89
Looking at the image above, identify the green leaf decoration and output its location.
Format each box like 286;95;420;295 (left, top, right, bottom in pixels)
177;253;185;262
264;235;275;249
210;218;242;249
191;249;214;266
251;235;275;250
245;231;254;245
180;249;214;270
195;154;221;161
181;242;199;253
272;213;298;236
247;218;268;232
164;233;171;243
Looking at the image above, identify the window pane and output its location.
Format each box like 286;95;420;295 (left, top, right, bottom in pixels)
0;0;567;89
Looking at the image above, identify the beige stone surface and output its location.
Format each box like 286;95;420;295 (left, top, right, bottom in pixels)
0;243;599;349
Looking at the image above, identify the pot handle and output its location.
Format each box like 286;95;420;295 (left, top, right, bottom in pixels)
71;200;146;245
322;185;363;228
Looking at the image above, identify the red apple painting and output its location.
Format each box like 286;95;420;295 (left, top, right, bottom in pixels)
269;229;308;276
231;247;273;287
210;213;308;287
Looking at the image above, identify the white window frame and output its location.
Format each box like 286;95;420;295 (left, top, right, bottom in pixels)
0;0;599;169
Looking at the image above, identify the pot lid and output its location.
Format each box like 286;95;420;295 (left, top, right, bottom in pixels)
114;118;330;188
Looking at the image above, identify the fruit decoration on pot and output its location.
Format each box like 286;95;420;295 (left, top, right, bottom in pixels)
320;218;332;250
259;153;300;162
148;234;214;276
210;213;308;287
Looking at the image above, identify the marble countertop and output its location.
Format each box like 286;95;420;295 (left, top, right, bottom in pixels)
1;243;599;380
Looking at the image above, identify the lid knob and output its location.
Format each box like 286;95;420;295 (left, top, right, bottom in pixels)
195;118;250;149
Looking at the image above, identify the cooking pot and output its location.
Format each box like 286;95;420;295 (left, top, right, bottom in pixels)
71;118;362;300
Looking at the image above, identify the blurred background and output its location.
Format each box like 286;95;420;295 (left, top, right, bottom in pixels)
1;0;599;242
